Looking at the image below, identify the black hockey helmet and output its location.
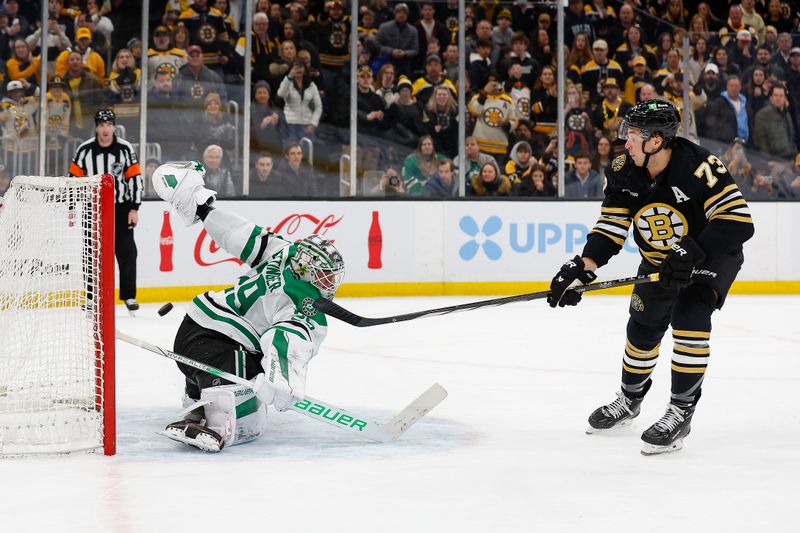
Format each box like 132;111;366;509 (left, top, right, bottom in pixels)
94;108;116;125
618;99;680;144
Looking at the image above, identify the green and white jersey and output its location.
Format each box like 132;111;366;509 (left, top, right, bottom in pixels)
186;209;327;354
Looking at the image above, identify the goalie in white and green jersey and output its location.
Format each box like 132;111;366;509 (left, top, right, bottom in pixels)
151;161;345;452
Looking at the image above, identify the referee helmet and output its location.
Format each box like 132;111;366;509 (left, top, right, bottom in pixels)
95;109;117;125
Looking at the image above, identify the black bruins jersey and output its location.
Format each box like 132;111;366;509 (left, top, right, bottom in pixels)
583;137;754;268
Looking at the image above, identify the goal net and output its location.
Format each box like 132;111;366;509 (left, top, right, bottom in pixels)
0;175;115;455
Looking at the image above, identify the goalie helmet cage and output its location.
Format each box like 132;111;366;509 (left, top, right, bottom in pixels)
0;175;116;456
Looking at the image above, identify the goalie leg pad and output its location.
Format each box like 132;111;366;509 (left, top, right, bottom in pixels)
258;329;315;411
201;384;268;447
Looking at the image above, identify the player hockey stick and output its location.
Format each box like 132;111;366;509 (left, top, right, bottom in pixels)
315;272;660;327
116;330;447;443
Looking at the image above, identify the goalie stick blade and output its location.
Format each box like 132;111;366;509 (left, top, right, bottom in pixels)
384;383;448;441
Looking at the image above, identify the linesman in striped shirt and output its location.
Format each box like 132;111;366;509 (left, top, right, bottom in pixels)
69;109;143;312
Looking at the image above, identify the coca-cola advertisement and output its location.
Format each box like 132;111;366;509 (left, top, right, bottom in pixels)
136;201;415;289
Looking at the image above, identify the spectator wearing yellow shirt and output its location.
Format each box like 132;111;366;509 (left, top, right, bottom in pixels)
55;28;106;85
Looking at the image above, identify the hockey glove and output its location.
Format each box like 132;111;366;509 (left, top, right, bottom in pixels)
658;236;706;290
548;255;597;308
152;161;216;226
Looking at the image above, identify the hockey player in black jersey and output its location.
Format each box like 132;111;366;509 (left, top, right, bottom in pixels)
547;99;754;455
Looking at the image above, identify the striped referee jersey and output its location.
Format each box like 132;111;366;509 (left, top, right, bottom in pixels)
69;136;142;207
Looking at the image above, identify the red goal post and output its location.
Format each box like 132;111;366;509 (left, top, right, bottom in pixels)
0;174;115;455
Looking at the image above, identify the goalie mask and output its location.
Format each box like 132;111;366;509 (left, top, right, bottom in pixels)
291;235;345;299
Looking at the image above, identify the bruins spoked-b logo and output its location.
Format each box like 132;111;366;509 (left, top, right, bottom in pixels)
634;202;687;249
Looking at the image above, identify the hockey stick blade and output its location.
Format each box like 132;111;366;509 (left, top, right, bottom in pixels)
316;272;659;327
116;330;445;443
384;383;448;441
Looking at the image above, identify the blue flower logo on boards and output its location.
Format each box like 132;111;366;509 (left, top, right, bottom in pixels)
459;215;503;260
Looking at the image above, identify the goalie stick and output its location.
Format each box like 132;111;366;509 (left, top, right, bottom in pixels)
116;330;447;443
315;272;660;327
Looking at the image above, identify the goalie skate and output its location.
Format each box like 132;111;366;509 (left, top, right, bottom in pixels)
161;420;225;453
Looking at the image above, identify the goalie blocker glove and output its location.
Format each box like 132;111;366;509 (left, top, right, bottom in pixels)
548;255;598;308
658;236;706;290
152;161;217;226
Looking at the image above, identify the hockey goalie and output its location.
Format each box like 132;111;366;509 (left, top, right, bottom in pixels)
152;161;345;452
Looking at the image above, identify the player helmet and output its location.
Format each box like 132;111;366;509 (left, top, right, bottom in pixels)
94;109;117;125
618;99;681;144
291;235;345;299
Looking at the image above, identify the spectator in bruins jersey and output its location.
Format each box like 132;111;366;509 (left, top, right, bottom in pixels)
592;77;631;144
412;54;456;105
563;82;595;157
315;0;350;99
548;99;754;456
718;4;748;48
147;25;188;81
614;25;656;78
177;45;227;111
566;33;593;84
69;109;142;313
503;140;534;184
44;76;70;152
232;12;276;87
623;55;653;105
421;85;458;158
106;48;141;140
0;80;37;162
179;0;232;75
652;48;683;92
504;63;531;126
580;39;624;105
468;77;517;164
55;27;106;85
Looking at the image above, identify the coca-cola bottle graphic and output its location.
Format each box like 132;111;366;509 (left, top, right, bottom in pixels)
160;211;174;272
367;210;382;269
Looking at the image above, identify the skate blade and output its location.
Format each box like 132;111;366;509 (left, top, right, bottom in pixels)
586;418;634;434
640;438;684;456
159;429;222;453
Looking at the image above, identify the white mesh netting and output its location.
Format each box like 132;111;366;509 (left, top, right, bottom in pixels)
0;176;110;455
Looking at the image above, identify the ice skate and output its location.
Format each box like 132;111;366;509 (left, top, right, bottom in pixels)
125;299;139;316
640;402;695;455
586;390;645;434
161;419;225;452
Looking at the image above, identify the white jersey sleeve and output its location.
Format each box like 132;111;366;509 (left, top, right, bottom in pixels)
203;208;285;268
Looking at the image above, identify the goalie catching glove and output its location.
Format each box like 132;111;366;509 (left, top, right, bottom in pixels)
548;255;598;308
658;236;706;290
152;161;216;226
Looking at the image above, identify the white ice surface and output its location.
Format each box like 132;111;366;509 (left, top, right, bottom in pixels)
1;295;798;532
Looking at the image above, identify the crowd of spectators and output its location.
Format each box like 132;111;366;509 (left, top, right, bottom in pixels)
1;0;800;200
